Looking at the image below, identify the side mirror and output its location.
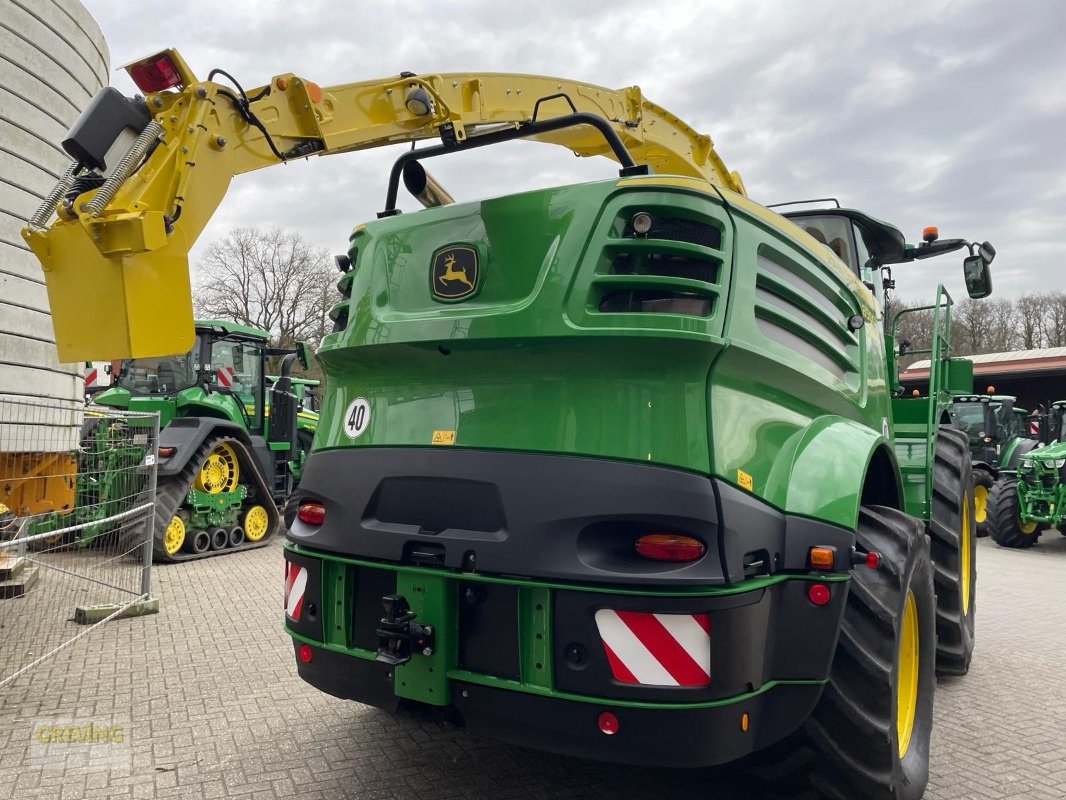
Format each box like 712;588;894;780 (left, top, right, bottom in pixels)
963;254;992;299
296;342;312;370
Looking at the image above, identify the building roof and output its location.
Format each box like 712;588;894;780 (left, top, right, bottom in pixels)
903;347;1066;379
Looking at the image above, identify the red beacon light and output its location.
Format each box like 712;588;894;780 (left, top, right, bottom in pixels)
124;50;187;94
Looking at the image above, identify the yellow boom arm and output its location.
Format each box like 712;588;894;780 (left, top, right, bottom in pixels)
22;48;743;360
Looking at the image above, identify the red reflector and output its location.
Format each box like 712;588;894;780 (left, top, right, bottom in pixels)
297;501;325;526
157;446;176;458
634;533;705;562
807;583;831;606
298;643;313;663
597;711;619;735
866;551;881;569
127;54;182;93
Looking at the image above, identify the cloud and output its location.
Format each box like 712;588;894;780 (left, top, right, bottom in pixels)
82;0;1065;305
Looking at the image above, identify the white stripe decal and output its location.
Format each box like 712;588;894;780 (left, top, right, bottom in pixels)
654;613;711;677
594;609;679;686
286;567;307;619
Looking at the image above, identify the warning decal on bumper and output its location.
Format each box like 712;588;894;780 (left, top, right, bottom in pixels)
594;609;711;687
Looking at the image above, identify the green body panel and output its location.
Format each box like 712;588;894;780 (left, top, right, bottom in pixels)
93;386;249;430
316;179;900;529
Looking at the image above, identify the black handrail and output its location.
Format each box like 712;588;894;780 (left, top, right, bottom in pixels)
379;111;648;217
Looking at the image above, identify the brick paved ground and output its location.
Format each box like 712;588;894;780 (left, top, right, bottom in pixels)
0;534;1063;799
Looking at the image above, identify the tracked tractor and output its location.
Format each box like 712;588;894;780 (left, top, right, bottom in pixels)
950;394;1038;535
23;48;997;799
90;320;311;561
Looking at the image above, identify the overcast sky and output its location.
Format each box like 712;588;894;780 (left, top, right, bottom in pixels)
84;0;1065;302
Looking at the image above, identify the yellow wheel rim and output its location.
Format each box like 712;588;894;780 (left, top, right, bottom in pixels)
242;505;270;541
961;493;972;616
194;442;240;494
1018;507;1038;535
973;484;987;524
896;590;919;759
163;515;185;555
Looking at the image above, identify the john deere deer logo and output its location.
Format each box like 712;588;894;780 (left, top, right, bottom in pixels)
431;245;478;301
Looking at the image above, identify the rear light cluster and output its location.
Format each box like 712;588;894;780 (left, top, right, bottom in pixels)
297;501;325;526
126;53;183;93
634;533;705;562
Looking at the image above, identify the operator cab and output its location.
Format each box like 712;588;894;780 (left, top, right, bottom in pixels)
113;320;270;434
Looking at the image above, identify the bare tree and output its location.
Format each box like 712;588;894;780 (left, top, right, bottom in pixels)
193;226;339;354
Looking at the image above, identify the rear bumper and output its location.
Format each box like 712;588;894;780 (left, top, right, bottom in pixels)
292;637;824;767
284;447;852;766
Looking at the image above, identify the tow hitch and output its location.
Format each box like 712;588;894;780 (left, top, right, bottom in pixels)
375;594;435;666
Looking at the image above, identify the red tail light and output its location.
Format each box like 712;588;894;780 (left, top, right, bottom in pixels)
298;643;313;663
635;533;705;562
807;583;831;606
297;501;325;526
157;446;176;458
126;53;183;93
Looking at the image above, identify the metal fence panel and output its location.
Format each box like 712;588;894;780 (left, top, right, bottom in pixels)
0;396;159;688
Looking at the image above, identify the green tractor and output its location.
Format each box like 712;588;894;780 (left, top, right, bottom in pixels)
91;320;311;561
987;400;1066;548
949;393;1038;535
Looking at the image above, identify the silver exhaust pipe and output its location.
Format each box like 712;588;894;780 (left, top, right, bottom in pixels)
402;161;454;209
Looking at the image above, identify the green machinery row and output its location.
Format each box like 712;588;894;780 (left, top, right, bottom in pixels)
17;321;318;560
950;393;1066;547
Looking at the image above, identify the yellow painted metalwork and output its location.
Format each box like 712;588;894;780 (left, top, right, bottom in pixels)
0;453;77;516
973;484;987;524
1018;515;1038;535
961;492;972;616
163;514;185;555
194;442;240;494
22;51;742;360
242;504;270;541
896;590;919;759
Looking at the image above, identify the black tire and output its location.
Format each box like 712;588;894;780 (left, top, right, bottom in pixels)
929;427;976;676
209;527;229;551
987;477;1042;548
804;506;937;800
183;529;210;554
227;526;246;548
971;467;994;538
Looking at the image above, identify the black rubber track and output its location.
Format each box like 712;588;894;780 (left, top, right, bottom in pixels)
806;506;937;800
987;476;1041;549
149;436;280;563
971;467;994;538
929;426;976;676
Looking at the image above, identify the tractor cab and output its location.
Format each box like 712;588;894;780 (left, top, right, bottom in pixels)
775;201;995;309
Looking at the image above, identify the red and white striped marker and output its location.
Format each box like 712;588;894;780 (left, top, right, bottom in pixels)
216;366;235;388
84;367;99;388
595;609;711;686
284;562;308;621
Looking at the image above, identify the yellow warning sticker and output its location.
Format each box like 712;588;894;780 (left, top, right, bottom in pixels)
737;469;753;491
431;430;456;445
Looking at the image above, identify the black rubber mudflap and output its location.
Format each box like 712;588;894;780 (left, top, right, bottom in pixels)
150;436;280;564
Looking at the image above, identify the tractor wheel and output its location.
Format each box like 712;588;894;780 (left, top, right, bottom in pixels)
804;506;936;800
972;467;994;538
987;477;1042;548
208;527;229;551
241;505;271;542
161;514;187;557
227;526;246;548
183;529;211;554
929;427;976;676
